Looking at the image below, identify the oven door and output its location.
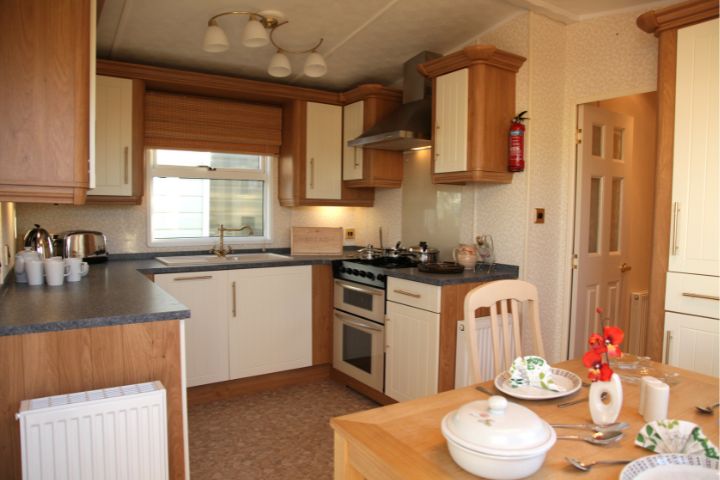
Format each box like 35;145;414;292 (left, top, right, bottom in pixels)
333;279;385;324
333;309;384;392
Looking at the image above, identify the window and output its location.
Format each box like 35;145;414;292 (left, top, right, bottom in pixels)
147;149;272;245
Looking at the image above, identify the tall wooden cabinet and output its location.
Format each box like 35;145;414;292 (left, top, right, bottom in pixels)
418;46;526;185
0;0;94;204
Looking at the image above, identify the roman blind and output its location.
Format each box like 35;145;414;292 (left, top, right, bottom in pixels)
144;91;282;155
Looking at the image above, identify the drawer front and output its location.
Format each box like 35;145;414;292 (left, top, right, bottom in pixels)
665;272;720;319
387;277;441;313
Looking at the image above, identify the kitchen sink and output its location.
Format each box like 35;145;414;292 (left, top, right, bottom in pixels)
155;253;293;266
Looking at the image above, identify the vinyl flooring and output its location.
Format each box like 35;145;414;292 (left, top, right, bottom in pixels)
188;380;378;479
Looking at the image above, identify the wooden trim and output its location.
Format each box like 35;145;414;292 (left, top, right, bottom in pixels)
0;321;185;480
187;364;332;407
340;84;402;105
432;170;512;185
330;368;395;406
418;45;526;79
646;30;679;361
0;186;87;204
637;0;718;35
312;265;334;365
97;59;341;105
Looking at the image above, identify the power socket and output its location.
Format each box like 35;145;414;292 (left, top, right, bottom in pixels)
345;228;356;240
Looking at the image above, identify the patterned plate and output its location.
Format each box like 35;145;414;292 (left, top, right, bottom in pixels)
494;368;582;400
620;454;719;480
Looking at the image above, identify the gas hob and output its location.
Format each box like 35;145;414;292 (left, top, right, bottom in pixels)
334;256;418;288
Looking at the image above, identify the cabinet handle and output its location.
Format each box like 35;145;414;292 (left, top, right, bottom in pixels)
232;281;237;317
671;202;680;255
173;275;212;281
309;157;315;189
123;146;129;184
682;292;720;301
353;149;359;168
664;331;673;364
393;289;421;298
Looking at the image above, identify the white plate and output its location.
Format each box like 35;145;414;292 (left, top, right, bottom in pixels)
494;368;581;400
620;454;719;480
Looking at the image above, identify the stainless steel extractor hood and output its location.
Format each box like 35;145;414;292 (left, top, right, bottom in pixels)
347;51;440;151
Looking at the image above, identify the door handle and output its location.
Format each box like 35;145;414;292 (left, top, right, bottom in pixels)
232;281;237;317
173;275;212;281
309;158;315;189
671;202;680;255
123;146;129;184
664;331;673;364
682;292;720;301
619;263;632;273
393;289;421;298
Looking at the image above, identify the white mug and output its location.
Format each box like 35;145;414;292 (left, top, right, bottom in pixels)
45;258;70;286
26;259;44;286
66;257;89;282
14;250;41;283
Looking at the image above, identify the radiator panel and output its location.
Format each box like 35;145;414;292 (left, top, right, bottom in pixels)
455;315;516;387
628;290;649;356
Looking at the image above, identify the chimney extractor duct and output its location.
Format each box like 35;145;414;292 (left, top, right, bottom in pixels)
347;51;440;151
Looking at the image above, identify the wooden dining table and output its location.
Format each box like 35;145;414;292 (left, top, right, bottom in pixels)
331;359;719;479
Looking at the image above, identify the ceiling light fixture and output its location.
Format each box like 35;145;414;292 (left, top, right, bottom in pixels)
202;10;326;78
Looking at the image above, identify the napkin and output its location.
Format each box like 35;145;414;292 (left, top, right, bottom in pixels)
635;419;719;459
508;356;566;392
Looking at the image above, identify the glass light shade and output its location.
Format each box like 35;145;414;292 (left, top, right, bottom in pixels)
203;24;229;52
242;18;269;47
303;52;327;78
268;52;291;77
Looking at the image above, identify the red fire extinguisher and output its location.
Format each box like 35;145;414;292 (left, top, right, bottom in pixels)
509;111;528;172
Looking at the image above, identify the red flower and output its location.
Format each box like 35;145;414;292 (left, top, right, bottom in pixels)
588;333;607;353
603;326;624;357
583;351;614;381
596;307;604;315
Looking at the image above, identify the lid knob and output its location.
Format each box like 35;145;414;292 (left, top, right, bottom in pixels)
488;395;507;415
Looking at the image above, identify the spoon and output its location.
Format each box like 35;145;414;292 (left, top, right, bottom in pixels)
552;422;629;433
566;456;633;471
556;430;624;445
696;402;720;414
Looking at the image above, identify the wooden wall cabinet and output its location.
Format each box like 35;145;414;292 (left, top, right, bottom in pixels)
87;75;145;205
0;0;93;204
418;45;526;185
341;85;404;188
279;100;374;206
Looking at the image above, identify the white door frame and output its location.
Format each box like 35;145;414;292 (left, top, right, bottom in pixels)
559;87;657;361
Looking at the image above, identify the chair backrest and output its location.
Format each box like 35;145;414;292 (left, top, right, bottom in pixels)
463;279;545;382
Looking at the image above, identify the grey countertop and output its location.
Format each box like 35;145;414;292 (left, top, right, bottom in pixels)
0;251;518;336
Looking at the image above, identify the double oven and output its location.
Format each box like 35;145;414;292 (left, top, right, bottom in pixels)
332;257;416;392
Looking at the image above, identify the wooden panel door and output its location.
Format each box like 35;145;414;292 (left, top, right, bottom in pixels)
434;69;468;174
385;301;440;402
664;311;719;376
306;102;342;199
343;101;364;181
155;271;229;386
228;266;312;379
669;19;719;276
91;76;133;197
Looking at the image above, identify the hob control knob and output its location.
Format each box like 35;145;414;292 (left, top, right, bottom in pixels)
359;271;367;277
367;273;375;280
351;269;359;276
377;274;386;282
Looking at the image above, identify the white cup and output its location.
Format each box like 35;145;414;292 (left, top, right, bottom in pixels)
66;257;89;282
14;250;41;283
45;258;70;286
641;376;670;422
26;259;44;286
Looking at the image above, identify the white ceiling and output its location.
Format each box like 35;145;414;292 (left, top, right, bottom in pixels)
97;0;669;90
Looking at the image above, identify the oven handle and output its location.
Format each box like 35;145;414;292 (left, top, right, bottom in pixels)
335;279;384;296
334;311;383;332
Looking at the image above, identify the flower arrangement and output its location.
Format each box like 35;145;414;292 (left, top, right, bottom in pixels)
582;307;625;382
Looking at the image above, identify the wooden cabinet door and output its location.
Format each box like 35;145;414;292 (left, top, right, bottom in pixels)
385;300;439;402
91;76;133;197
155;271;230;387
669;19;719;276
227;266;312;379
342;101;365;181
434;69;468;174
306;102;342;199
664;311;719;377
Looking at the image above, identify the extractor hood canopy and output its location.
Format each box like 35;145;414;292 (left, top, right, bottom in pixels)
347;51;440;151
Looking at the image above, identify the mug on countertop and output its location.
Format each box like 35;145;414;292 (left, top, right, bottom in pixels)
66;257;89;282
26;259;44;286
45;257;70;286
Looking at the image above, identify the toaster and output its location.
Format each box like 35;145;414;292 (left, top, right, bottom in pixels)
56;231;109;263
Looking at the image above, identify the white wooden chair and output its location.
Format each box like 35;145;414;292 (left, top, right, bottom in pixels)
463;279;545;382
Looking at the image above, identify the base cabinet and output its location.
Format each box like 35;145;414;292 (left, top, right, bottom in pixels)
663;312;718;377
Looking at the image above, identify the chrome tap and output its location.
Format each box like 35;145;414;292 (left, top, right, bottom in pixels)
210;224;254;257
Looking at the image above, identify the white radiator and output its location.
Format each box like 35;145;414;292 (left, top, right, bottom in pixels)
16;381;168;480
455;315;516;388
628;290;650;356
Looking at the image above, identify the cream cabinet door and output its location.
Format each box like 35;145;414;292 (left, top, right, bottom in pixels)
385;300;439;402
227;266;312;379
669;19;719;276
306;102;342;199
155;271;230;387
342;101;364;181
90;75;133;196
663;311;719;377
434;69;468;174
